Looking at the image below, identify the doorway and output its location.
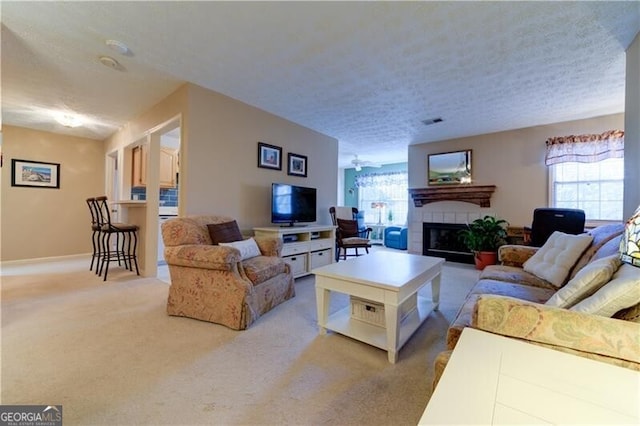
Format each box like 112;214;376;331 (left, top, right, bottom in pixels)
157;126;180;283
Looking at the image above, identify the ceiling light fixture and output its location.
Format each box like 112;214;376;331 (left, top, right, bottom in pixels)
55;113;83;128
99;55;123;71
105;39;131;56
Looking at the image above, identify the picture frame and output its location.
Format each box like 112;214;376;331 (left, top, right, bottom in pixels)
257;142;282;170
287;153;307;177
428;149;472;185
11;159;60;189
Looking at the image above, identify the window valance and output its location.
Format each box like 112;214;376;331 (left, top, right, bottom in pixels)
354;171;407;188
544;130;624;165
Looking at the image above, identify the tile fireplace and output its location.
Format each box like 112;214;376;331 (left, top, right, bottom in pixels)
423;222;474;264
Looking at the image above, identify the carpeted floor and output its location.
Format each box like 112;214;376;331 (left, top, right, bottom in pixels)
1;256;478;425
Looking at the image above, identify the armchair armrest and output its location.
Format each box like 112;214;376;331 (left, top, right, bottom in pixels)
358;227;372;239
472;295;640;368
253;236;283;257
498;244;539;267
164;244;242;271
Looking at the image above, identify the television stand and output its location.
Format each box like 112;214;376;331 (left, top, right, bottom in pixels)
253;225;336;278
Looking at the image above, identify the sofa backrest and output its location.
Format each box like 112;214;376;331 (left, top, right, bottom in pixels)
569;223;625;279
161;215;235;247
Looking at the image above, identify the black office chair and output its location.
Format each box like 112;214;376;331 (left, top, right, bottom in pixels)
525;208;586;247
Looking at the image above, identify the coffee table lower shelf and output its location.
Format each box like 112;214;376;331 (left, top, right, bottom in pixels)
323;295;437;355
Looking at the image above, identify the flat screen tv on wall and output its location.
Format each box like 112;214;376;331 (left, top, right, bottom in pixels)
271;183;317;227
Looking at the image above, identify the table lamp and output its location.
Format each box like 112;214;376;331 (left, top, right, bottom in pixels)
620;205;640;267
371;202;386;225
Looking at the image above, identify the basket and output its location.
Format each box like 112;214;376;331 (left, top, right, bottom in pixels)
350;294;417;327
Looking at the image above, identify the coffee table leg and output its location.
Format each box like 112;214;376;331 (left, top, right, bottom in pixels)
315;286;330;335
432;272;441;311
385;304;400;363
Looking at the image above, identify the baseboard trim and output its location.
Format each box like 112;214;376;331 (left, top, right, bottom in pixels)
1;253;90;266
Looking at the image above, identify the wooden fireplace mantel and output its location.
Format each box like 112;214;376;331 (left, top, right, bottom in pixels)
409;185;496;207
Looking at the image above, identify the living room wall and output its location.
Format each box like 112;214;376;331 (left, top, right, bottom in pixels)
1;125;104;261
342;162;408;208
105;83;338;233
183;84;338;229
624;32;640;217
408;113;625;228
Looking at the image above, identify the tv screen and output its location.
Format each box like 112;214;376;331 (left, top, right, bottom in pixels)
271;183;317;226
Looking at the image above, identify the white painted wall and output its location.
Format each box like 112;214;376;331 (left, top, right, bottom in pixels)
624;32;640;218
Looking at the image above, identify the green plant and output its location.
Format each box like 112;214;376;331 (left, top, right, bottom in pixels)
458;215;508;252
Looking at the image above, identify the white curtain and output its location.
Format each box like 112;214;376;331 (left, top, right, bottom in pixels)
354;171;407;187
545;130;624;165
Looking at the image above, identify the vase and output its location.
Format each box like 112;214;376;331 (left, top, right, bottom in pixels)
473;251;497;270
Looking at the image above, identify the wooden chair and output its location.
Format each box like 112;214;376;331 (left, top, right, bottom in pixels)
329;207;372;260
329;206;369;237
335;218;372;261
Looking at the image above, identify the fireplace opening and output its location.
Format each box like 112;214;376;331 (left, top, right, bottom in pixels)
423;222;474;264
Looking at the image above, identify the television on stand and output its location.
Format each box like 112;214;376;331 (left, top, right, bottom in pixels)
271;183;317;227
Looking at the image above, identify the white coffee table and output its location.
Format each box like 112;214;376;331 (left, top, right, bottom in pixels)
420;328;640;424
312;251;444;363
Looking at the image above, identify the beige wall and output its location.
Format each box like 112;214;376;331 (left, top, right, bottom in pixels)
407;113;624;247
2;83;337;263
183;84;338;230
106;83;338;231
104;85;188;154
624;32;640;217
1;126;104;261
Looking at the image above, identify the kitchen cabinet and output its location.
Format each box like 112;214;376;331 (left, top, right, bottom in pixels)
159;147;178;188
132;145;178;188
132;145;147;187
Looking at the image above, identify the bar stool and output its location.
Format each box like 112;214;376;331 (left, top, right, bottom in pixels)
95;196;140;281
85;197;102;273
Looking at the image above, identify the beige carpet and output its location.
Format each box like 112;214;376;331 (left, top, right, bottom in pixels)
1;256;478;425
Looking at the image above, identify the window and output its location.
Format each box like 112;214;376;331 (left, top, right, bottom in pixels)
355;172;408;225
550;158;624;221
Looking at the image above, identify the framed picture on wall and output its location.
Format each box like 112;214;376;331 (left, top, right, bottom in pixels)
257;142;282;170
11;159;61;189
427;150;472;185
287;153;307;177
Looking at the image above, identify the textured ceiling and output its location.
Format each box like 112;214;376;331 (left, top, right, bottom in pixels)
2;2;639;168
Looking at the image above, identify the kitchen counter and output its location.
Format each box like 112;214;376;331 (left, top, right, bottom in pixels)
159;206;178;216
110;200;148;276
113;200;147;207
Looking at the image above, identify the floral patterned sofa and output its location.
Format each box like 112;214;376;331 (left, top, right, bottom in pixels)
161;215;295;330
433;223;640;388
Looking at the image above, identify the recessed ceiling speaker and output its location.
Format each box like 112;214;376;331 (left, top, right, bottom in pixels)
99;55;123;71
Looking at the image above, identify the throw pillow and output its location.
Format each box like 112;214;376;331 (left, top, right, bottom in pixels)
570;263;640;317
545;254;622;308
207;221;243;245
523;231;593;288
219;237;261;261
337;218;360;238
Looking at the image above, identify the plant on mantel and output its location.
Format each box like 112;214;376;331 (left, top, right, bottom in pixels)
458;215;508;270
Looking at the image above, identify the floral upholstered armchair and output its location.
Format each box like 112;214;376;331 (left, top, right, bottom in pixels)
161;215;295;330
